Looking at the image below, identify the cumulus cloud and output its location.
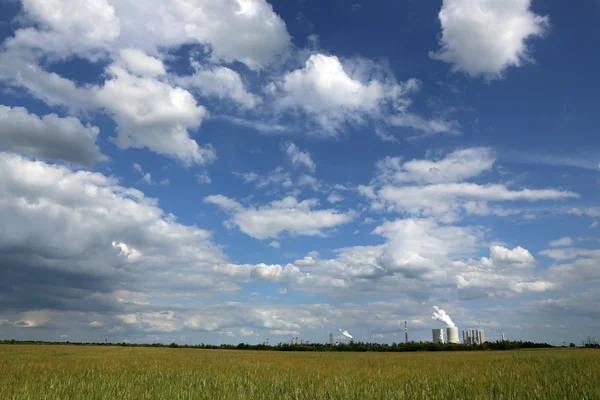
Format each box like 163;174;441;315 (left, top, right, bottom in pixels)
0;153;231;313
430;0;549;78
175;59;261;108
19;0;120;58
0;0;287;164
205;195;354;239
17;0;290;69
212;218;486;298
0;105;104;166
0;53;216;165
118;48;166;77
375;218;482;279
95;65;215;165
455;245;555;299
282;142;316;173
269;53;456;137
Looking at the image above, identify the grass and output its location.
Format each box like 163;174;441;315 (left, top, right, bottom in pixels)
1;345;599;399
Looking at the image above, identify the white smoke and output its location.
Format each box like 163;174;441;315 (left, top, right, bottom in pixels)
431;306;455;327
339;328;353;339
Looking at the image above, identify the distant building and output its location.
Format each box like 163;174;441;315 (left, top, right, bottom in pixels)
463;329;485;344
432;329;445;344
329;333;333;345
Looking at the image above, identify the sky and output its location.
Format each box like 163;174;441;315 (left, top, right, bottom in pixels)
0;0;598;346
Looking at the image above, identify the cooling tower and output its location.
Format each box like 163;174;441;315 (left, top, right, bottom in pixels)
446;327;459;344
432;329;444;344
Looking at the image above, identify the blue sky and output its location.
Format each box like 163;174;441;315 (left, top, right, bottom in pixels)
0;0;598;346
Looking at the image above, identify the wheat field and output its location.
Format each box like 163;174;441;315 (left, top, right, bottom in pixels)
1;345;598;399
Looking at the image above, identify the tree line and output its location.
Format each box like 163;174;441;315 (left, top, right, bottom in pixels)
0;339;567;352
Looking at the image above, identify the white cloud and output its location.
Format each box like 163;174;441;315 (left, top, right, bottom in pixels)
205;195;354;239
296;175;320;191
327;193;344;204
235;167;293;189
268;241;280;249
175;60;260;108
375;148;495;184
132;163;169;185
234;171;259;183
168;0;291;69
590;222;599;229
531;289;600;320
485;245;536;269
119;48;166;77
1;54;216;165
272;53;451;136
282;142;316;172
17;0;290;69
197;172;212;184
546;251;600;288
133;163;153;184
375;218;482;279
455;245;555;300
239;328;256;337
213;218;488;298
388;113;460;138
20;0;120;57
95;65;215;165
548;237;573;247
0;152;233;313
430;0;549;78
377;183;577;222
363;148;578;221
539;248;600;262
0;105;104;166
570;208;600;218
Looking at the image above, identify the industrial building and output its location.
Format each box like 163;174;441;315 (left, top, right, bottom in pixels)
446;327;459;344
463;329;485;345
432;329;445;344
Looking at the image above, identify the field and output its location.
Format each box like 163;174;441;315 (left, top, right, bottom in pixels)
1;345;599;399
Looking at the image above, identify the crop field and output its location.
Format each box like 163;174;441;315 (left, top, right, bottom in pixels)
1;345;599;399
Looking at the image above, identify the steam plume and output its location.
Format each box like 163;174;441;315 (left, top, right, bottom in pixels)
431;306;455;327
339;328;353;339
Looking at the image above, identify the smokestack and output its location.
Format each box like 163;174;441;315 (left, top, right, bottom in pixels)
405;321;408;343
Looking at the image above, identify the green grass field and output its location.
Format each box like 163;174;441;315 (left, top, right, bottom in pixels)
1;345;598;399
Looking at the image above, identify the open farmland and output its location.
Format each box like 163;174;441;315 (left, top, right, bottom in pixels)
1;345;599;399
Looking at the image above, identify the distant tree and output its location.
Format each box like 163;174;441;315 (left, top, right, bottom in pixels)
569;343;576;348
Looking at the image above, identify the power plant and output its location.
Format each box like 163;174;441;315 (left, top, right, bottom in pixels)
463;329;484;344
432;329;445;344
446;327;459;344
